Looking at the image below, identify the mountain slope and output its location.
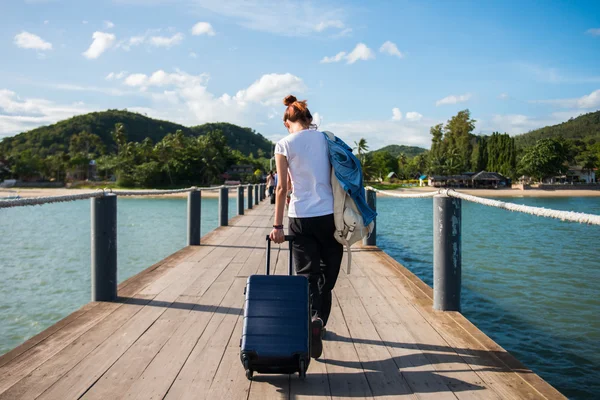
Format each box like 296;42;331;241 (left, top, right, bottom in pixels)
370;144;428;158
0;110;273;158
514;110;600;148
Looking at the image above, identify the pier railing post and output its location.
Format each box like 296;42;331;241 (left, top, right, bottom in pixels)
363;189;377;246
261;183;266;201
433;194;462;312
219;186;228;226
259;183;263;201
237;186;244;215
254;184;259;205
248;185;253;209
91;193;117;302
187;189;201;245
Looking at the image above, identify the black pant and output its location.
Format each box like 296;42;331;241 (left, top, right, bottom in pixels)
289;214;343;326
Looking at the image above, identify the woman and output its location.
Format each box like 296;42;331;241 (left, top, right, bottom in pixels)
269;95;343;359
266;171;275;197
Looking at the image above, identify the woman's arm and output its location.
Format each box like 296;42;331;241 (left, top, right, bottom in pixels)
269;154;289;243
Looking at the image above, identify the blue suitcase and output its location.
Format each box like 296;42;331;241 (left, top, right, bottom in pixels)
240;235;311;380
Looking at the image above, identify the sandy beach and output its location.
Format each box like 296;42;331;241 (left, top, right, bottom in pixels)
3;186;600;199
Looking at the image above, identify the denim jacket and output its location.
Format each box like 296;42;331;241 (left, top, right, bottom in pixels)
322;131;377;226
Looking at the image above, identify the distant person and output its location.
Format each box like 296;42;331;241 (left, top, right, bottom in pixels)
266;171;275;197
269;95;343;360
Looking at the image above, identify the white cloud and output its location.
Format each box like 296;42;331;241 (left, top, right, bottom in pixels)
392;108;402;121
332;28;352;38
149;33;184;48
233;73;306;105
182;0;348;37
516;62;600;84
82;31;116;59
104;20;115;29
435;93;472;106
321;43;374;64
312;112;322;127
498;93;509;100
406;112;423;121
0;89;91;137
347;43;375;64
14;31;53;51
44;82;131;96
320;51;346;64
82;20;88;24
481;113;575;135
114;69;307;127
322;117;437;149
189;52;198;58
379;41;403;58
124;73;148;87
118;35;146;50
191;22;216;36
530;89;600;109
105;71;128;80
315;20;344;32
586;28;600;36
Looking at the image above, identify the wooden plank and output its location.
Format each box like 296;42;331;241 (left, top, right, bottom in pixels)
80;302;194;400
351;251;495;400
334;276;418;399
167;225;270;399
81;277;240;399
166;229;270;399
386;275;549;400
347;275;460;400
83;228;259;399
363;249;561;400
374;249;565;400
125;227;266;399
0;301;122;395
0;302;99;369
0;295;154;400
204;316;251;400
36;242;234;400
322;294;373;400
161;278;247;400
0;246;195;390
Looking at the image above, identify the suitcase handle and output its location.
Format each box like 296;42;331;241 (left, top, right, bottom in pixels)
265;235;294;276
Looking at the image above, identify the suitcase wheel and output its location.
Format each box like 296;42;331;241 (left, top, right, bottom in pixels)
299;359;306;380
243;358;253;380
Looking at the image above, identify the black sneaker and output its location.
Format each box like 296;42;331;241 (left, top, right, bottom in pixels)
311;317;324;359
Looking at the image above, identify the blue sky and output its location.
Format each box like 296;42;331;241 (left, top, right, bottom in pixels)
1;0;599;149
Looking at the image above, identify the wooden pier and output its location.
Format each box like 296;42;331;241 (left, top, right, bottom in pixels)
0;200;565;399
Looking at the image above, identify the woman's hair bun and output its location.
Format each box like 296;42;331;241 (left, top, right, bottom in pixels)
283;95;297;106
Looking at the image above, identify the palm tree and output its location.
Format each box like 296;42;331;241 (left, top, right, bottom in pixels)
398;153;407;179
353;138;369;164
444;147;462;175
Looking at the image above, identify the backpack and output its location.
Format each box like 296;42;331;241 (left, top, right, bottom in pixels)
323;131;374;274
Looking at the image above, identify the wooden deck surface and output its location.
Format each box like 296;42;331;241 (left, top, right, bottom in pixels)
0;200;565;399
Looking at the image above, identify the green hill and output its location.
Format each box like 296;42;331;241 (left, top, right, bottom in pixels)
0;110;273;158
514;110;600;149
370;144;428;158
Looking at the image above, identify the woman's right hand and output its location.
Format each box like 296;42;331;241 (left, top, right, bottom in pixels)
269;228;285;244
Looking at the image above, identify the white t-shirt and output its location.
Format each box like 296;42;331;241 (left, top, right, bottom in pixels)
275;129;334;218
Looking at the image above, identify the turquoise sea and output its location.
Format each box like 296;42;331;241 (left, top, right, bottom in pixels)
1;195;599;399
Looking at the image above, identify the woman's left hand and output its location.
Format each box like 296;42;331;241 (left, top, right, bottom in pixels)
269;228;285;244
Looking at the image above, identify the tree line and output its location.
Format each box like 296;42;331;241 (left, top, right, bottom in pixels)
355;109;599;183
1;123;270;187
